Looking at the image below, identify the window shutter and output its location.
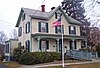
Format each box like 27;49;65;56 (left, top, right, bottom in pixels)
62;25;64;34
28;22;30;33
46;41;49;49
22;13;25;21
28;40;30;52
20;27;22;36
69;41;73;50
18;28;19;36
74;26;76;35
25;41;27;50
26;24;27;33
74;41;77;49
55;12;57;19
38;22;41;32
55;26;57;33
46;23;48;33
69;26;71;34
39;40;41;50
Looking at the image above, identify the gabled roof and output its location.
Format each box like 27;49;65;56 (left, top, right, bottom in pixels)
16;6;82;27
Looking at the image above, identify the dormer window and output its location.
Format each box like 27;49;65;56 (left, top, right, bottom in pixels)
22;13;25;21
55;11;62;19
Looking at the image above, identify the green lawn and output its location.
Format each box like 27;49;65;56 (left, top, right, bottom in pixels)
3;62;22;68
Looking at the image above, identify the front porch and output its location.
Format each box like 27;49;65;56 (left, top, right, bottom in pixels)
31;33;87;53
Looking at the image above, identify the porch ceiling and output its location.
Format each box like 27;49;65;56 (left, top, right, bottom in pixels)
31;33;87;40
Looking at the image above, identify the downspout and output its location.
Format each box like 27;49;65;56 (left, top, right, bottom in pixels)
30;18;32;52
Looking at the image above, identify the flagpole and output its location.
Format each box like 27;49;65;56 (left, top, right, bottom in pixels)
61;17;65;67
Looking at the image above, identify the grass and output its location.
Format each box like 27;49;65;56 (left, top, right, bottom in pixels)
42;62;100;68
1;60;98;68
2;62;22;68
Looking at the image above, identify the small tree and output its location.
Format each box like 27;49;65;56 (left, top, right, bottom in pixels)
96;44;100;57
13;46;25;62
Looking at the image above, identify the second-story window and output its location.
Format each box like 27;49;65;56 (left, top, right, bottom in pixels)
22;13;25;21
26;22;30;34
69;26;76;35
18;27;22;36
38;22;48;33
55;25;64;34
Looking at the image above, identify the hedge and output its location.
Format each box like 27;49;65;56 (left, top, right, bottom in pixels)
19;52;60;65
19;52;35;65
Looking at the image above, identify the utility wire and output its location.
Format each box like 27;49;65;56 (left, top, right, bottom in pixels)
0;20;14;26
33;0;46;16
0;0;46;26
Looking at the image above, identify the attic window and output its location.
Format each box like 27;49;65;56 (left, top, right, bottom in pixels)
22;13;25;21
55;12;61;19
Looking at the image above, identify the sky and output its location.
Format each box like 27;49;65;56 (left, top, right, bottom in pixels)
0;0;100;38
0;0;63;38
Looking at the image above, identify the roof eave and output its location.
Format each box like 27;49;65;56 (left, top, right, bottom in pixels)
15;8;24;27
30;15;49;20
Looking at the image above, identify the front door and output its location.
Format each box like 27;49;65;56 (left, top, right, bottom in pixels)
69;40;77;50
41;41;46;52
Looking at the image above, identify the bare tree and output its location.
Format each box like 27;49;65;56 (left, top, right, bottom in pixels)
88;27;100;51
10;29;18;39
83;0;100;27
0;31;8;43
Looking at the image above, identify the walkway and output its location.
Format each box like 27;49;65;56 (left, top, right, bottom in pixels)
18;60;100;68
0;64;7;68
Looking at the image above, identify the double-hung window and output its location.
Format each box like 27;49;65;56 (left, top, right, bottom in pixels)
38;22;48;33
26;22;30;33
69;26;76;35
6;44;9;53
55;25;64;34
25;40;30;52
18;42;21;47
18;27;22;36
55;12;61;19
22;13;25;21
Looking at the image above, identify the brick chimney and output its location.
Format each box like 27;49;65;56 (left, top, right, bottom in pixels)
41;5;45;12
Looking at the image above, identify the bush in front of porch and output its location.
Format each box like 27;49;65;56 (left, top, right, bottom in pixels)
19;52;61;65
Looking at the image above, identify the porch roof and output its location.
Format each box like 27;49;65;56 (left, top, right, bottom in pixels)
31;33;87;40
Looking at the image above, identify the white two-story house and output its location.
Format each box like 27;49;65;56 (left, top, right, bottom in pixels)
16;5;87;53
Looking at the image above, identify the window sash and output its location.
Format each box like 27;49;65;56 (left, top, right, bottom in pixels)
18;27;22;36
69;26;76;35
26;22;30;33
26;40;30;52
38;22;48;33
55;25;64;34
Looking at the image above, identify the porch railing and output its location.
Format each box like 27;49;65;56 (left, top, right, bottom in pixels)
66;50;98;60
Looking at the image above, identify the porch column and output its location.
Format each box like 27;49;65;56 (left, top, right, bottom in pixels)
37;37;40;52
85;39;87;48
57;38;59;52
72;39;75;50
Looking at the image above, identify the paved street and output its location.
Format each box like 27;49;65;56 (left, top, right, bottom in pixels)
0;64;7;68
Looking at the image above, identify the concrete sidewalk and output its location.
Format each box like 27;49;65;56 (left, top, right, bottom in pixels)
18;60;100;68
